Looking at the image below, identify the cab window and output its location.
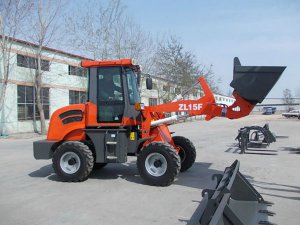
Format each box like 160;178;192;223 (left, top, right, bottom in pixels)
125;68;140;105
97;67;124;123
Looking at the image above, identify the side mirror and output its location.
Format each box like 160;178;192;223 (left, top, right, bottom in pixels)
146;77;153;90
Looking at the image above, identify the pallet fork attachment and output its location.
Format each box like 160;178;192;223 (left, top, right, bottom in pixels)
198;160;275;225
236;124;277;153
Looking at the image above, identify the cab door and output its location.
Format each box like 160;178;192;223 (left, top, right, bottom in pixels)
97;67;125;123
86;66;140;127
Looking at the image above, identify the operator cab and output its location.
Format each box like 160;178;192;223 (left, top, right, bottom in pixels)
82;59;141;127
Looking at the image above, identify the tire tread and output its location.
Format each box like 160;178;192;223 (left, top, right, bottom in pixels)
52;141;94;182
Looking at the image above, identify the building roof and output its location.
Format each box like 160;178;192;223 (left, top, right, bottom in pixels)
1;35;91;60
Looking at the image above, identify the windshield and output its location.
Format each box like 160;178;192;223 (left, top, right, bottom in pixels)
125;68;140;104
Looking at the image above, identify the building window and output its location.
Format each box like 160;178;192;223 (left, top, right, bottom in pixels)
17;54;50;71
17;85;49;121
69;90;86;104
68;65;88;77
149;98;158;106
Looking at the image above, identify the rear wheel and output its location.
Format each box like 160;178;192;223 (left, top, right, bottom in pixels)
137;142;181;186
52;141;94;182
173;136;196;172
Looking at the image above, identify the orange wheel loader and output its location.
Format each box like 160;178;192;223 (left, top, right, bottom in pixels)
33;57;285;186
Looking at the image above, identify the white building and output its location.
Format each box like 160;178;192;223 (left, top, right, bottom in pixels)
0;38;88;135
214;93;235;106
140;75;203;106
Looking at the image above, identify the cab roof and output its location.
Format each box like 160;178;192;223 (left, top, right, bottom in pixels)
81;58;135;68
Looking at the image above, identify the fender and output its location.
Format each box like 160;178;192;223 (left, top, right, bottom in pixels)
47;104;86;141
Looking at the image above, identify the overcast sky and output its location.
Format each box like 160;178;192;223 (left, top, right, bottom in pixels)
124;0;300;98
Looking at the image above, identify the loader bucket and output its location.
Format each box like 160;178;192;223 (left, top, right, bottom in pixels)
230;57;285;104
198;160;275;225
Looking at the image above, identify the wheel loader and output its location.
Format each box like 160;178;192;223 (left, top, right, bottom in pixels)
33;57;285;186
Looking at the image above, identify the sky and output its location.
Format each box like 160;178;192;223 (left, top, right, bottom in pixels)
123;0;300;98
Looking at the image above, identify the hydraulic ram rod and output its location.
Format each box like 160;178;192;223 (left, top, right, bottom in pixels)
150;114;189;127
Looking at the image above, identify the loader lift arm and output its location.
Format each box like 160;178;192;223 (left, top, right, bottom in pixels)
140;57;285;139
141;76;254;139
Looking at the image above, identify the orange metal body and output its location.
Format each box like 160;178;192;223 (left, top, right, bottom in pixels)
47;104;86;141
47;102;140;141
81;58;134;68
85;102;139;127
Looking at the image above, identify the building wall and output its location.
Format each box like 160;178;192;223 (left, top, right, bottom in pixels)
139;76;205;106
214;94;235;106
254;98;300;112
0;40;87;135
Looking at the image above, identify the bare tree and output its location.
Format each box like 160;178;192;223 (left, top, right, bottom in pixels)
66;0;156;73
66;0;123;60
296;87;300;98
282;88;294;111
0;0;33;113
152;36;219;93
23;0;65;134
110;16;156;73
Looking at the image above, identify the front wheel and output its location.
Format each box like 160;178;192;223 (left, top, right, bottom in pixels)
137;142;181;186
173;136;196;172
52;141;94;182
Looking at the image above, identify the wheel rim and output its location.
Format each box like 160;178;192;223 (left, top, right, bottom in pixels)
60;151;81;174
145;153;167;177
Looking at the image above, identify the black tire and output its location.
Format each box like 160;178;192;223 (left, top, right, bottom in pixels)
173;136;196;172
137;142;181;186
93;163;108;170
84;141;106;170
52;141;94;182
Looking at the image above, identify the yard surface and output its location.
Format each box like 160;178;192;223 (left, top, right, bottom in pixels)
0;114;299;225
